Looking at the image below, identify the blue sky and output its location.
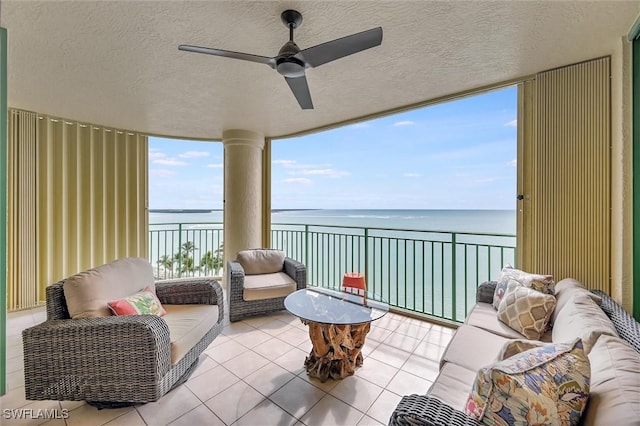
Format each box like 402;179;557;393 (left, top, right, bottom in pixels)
149;85;517;210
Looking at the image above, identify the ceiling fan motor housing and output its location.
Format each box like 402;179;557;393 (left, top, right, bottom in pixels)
276;57;305;78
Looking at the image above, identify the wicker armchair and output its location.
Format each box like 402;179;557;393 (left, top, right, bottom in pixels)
227;249;306;322
22;276;225;405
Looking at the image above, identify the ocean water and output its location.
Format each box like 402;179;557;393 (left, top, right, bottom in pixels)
150;209;516;235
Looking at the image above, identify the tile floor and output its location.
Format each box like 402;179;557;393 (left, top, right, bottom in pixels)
1;305;455;426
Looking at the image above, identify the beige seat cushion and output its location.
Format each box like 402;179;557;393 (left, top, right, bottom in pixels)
582;335;640;426
427;362;478;411
243;272;296;301
163;304;220;364
236;249;285;275
552;292;618;354
63;257;155;319
465;303;552;342
440;324;510;371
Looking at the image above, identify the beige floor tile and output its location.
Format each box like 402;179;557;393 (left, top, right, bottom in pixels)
232;399;297;426
190;355;219;379
103;409;146;425
136;386;201;425
386;370;432;396
205;339;249;364
366;390;402;424
222;321;255;336
66;402;134;426
366;326;392;343
205;381;266;425
382;333;421;353
299;394;365;426
244;363;296;396
412;341;446;361
373;316;403;332
269;377;326;419
274;327;309;347
231;328;273;349
329;375;384;414
6;369;25;390
367;345;411;369
253;338;297;362
59;400;86;411
272;347;308;374
400;356;440;382
7;356;24;374
168;404;225;426
1;400;63;426
355;357;400;388
357;414;386;426
207;333;232;348
0;385;31;410
423;330;454;346
394;322;431;340
297;371;340;393
241;315;282;328
222;350;270;378
259;319;293;337
186;364;240;401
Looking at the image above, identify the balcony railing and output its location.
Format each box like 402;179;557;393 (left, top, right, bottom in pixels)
149;222;516;322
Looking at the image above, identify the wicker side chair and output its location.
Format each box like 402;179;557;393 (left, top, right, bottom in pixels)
227;249;306;322
22;264;225;406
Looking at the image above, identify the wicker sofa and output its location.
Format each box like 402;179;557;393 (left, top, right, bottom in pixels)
22;257;225;405
390;278;640;426
227;248;306;322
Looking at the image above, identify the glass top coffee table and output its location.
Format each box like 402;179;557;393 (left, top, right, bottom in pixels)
285;286;389;382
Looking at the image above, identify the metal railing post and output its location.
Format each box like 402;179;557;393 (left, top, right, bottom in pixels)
451;232;457;322
364;228;369;281
177;223;183;278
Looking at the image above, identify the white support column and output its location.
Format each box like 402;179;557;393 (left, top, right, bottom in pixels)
223;129;265;277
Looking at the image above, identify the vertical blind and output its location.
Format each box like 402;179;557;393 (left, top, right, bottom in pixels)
7;109;148;310
519;57;611;292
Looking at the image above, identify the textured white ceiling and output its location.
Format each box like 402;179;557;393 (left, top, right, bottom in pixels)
2;1;639;140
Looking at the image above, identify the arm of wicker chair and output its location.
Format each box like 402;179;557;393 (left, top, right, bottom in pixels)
227;260;245;304
155;277;223;305
389;394;480;426
284;257;307;290
476;280;497;304
22;315;172;402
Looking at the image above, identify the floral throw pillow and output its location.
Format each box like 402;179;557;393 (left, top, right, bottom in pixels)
108;286;166;316
465;338;590;426
492;265;555;310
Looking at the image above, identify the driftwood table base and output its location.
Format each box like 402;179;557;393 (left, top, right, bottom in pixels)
302;320;371;382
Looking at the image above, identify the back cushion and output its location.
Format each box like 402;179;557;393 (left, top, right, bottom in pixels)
552;278;602;323
236;249;285;275
63;257;155;318
552;292;618;354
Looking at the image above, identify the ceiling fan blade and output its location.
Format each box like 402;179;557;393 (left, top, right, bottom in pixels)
299;27;382;68
179;45;275;68
285;75;313;109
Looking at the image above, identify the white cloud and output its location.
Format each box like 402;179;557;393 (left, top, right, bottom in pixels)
505;119;517;127
509;159;517;167
153;158;188;166
475;177;498;183
274;159;330;170
351;122;371;129
393;120;415;127
150;169;177;177
179;151;210;158
403;173;421;178
206;163;223;168
282;178;312;184
301;169;350;178
149;151;166;160
274;159;297;166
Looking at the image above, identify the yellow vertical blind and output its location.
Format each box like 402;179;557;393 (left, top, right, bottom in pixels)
7;109;148;310
519;57;610;291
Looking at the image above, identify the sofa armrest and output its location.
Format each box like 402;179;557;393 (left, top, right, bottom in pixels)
476;281;497;304
284;257;307;290
155;277;222;305
389;395;480;426
592;290;640;353
23;315;171;401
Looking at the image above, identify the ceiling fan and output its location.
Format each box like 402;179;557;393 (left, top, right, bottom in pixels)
179;9;383;110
